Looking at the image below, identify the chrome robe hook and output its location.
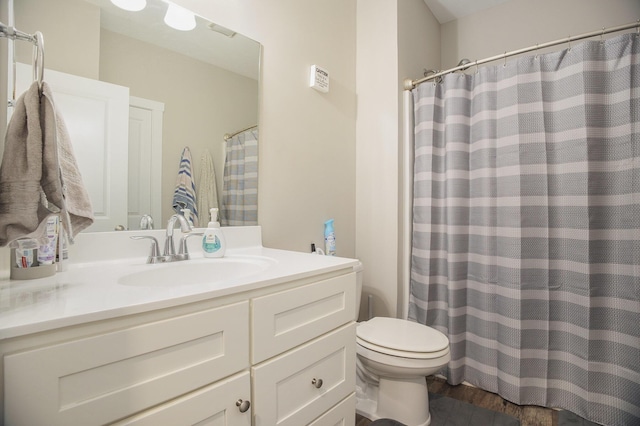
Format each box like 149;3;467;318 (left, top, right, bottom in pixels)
33;31;44;92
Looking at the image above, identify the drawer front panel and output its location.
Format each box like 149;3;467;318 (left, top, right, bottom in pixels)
252;272;356;363
4;301;249;426
308;393;356;426
112;371;251;426
252;323;356;426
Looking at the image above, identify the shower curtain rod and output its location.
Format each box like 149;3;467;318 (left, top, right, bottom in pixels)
404;20;640;90
224;125;258;140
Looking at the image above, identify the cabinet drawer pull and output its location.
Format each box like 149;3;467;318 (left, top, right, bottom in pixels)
236;399;251;413
311;378;323;388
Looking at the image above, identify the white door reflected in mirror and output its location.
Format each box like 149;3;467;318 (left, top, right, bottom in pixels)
15;63;130;232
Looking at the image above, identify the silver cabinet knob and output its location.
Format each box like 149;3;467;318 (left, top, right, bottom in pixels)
311;378;323;388
236;399;251;413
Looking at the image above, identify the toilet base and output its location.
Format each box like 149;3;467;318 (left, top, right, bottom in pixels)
356;374;431;426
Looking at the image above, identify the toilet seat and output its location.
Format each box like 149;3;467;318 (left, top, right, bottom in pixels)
356;317;449;359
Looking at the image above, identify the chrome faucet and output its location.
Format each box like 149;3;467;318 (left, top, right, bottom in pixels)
131;214;196;263
164;214;193;257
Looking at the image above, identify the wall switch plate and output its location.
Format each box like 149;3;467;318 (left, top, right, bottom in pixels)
310;65;329;93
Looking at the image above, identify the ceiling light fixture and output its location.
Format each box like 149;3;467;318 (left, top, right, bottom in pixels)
164;3;197;31
110;0;147;12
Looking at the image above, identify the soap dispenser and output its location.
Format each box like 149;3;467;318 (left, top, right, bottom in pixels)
202;208;226;258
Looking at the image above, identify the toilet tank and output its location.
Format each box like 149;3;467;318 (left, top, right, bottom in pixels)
353;261;363;321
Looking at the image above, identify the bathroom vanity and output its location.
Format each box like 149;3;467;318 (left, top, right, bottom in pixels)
0;227;358;425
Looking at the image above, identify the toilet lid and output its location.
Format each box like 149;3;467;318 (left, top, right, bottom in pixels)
357;317;449;353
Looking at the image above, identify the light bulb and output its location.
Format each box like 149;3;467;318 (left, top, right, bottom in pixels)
110;0;146;12
164;3;197;31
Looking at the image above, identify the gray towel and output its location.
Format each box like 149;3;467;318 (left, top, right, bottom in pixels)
0;81;94;247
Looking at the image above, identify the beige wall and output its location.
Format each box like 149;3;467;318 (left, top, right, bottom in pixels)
441;0;640;69
99;30;258;224
356;0;400;319
177;0;358;256
14;0;100;79
355;0;439;319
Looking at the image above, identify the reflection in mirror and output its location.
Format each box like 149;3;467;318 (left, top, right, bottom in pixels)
5;0;260;231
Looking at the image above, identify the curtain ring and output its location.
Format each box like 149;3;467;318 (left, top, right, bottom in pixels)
503;52;507;67
475;60;479;74
567;35;571;51
600;27;605;45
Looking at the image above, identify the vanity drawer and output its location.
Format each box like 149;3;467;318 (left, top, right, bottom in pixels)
252;323;356;426
112;371;251;426
4;301;249;426
251;272;356;363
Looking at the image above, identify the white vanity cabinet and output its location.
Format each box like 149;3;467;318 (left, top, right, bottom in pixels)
1;267;357;426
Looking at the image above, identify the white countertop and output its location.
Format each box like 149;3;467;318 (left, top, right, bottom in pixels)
0;227;359;340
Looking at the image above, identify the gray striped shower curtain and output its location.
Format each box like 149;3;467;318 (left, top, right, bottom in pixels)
408;33;639;425
221;128;258;226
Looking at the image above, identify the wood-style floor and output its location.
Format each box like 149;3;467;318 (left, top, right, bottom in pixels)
355;376;557;426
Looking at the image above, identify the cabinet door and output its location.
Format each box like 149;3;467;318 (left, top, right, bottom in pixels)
113;371;251;426
252;323;356;426
252;272;356;363
308;393;356;426
4;302;249;426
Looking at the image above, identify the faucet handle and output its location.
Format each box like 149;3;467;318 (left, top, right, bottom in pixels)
178;232;204;258
130;236;161;263
139;214;154;230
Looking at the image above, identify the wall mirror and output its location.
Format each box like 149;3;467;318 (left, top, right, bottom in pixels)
4;0;260;231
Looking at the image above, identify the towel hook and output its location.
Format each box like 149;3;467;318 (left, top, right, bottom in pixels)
33;31;44;91
32;31;44;92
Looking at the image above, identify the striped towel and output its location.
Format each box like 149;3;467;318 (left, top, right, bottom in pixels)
197;150;219;225
172;147;198;226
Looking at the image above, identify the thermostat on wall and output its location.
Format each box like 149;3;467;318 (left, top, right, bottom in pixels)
310;65;329;93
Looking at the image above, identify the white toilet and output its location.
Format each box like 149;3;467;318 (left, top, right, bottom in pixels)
354;263;450;426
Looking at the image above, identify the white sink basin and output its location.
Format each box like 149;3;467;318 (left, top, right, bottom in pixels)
118;256;276;287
